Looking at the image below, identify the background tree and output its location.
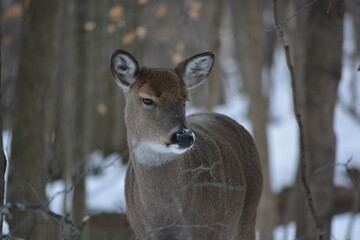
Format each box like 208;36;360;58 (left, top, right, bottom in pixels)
230;0;276;239
52;0;144;227
6;0;60;238
0;25;7;239
278;0;345;239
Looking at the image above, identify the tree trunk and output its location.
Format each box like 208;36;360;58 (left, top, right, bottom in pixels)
290;1;344;239
230;0;276;239
91;0;141;157
7;0;60;238
0;25;7;239
71;0;91;227
181;0;225;109
51;0;77;218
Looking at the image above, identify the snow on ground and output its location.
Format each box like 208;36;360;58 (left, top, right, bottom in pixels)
274;213;360;240
85;151;127;213
46;150;127;215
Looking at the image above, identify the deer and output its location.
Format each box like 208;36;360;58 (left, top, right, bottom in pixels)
110;49;263;240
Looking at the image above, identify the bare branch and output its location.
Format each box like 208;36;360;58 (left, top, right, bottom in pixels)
136;222;176;240
338;99;360;125
0;25;6;240
0;203;81;240
271;0;323;239
268;0;317;34
294;231;327;240
176;162;219;185
181;182;244;192
47;154;121;206
136;222;226;240
343;158;360;240
344;159;360;203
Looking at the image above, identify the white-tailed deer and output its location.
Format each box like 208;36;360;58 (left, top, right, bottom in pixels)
110;50;262;240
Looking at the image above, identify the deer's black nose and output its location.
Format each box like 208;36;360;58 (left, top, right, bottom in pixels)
171;128;195;149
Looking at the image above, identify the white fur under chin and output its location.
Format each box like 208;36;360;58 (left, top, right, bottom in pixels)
132;141;190;166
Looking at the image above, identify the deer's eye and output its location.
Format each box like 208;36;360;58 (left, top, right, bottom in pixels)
142;98;155;105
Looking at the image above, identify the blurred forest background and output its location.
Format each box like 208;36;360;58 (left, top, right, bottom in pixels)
1;0;360;239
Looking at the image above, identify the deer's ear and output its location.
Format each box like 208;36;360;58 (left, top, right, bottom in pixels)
175;52;215;90
110;49;139;92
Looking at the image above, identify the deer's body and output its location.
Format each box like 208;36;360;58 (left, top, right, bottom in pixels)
110;50;262;240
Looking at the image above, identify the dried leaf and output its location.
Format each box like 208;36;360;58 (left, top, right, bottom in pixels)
172;53;183;64
155;4;167;18
117;20;126;28
107;24;116;33
2;3;23;22
84;21;96;31
24;0;31;10
137;0;149;5
108;5;124;22
136;26;147;39
122;32;136;45
176;41;185;51
3;35;14;46
189;1;202;20
97;103;107;115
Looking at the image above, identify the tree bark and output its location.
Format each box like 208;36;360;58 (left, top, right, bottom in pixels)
0;25;7;240
289;1;344;239
181;0;225;109
91;0;141;157
230;0;276;239
71;0;91;227
7;0;60;238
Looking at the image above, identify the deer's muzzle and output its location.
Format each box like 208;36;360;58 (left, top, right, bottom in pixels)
170;128;195;149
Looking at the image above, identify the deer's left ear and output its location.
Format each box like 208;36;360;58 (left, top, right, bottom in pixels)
175;52;215;90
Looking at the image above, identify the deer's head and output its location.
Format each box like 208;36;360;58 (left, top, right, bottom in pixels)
110;50;214;164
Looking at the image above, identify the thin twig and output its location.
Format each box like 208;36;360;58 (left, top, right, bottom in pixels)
344;159;360;206
338;99;360;125
136;222;226;240
0;26;6;240
343;158;359;240
268;0;317;34
271;0;323;239
327;0;333;13
0;203;81;240
181;182;244;192
47;154;121;206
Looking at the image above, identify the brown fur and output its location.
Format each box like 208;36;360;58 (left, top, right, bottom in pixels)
110;50;263;240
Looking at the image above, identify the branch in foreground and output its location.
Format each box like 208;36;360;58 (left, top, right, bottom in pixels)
0;203;81;240
136;222;226;240
0;25;7;240
267;0;317;34
271;0;323;239
343;158;360;240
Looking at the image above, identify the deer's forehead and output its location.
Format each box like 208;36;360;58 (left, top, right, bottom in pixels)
134;68;188;102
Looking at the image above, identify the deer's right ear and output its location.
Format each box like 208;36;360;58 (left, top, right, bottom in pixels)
175;52;215;90
110;49;139;92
